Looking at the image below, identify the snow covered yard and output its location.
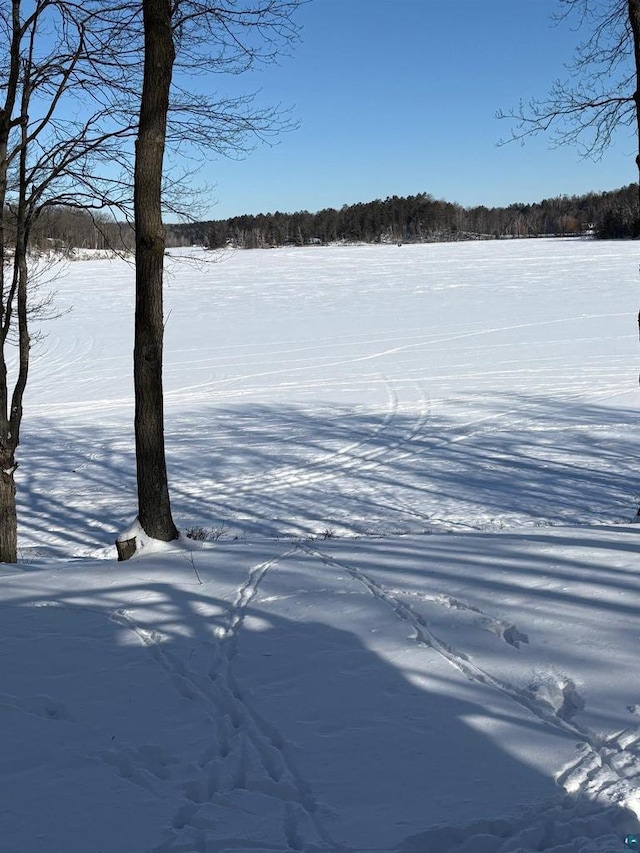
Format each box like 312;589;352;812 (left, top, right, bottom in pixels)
2;239;640;851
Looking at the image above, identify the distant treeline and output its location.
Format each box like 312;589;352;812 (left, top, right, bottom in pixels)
3;205;135;254
7;182;639;255
166;184;640;249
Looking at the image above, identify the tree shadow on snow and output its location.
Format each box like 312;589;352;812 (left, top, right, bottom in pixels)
1;553;637;852
15;391;639;553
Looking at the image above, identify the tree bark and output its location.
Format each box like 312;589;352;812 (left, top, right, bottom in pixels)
0;3;29;563
629;0;640;215
132;0;178;543
0;450;17;563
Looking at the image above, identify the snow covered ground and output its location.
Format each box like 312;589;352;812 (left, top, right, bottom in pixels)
2;239;640;851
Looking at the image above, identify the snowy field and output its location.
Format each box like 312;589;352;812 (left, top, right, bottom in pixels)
2;239;640;852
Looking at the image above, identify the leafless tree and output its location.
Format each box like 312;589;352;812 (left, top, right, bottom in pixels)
0;0;139;562
499;0;640;203
130;0;179;545
499;0;640;518
116;0;301;556
0;0;300;561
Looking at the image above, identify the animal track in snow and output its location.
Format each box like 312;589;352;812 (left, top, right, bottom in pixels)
386;588;530;648
97;745;174;795
529;676;585;722
305;544;640;850
0;692;77;723
499;623;529;648
437;593;529;648
304;544;590;743
109;550;339;853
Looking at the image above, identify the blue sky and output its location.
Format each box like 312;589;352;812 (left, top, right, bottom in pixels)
190;0;636;220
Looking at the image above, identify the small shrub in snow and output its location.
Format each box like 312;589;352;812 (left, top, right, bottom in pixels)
185;525;228;542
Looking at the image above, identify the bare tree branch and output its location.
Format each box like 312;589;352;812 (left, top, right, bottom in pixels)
497;0;637;160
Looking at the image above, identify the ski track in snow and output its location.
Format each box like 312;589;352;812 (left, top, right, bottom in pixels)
173;371;634;542
7;241;640;850
302;543;640;852
17;241;638;551
108;548;343;853
207;373;625;499
70;538;640;853
213;377;432;498
6;542;639;853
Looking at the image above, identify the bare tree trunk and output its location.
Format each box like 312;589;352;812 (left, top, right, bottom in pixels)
0;449;17;562
131;0;178;543
0;2;28;563
629;0;640;518
0;177;32;564
630;0;640;218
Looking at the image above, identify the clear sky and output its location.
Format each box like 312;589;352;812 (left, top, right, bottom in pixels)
188;0;637;220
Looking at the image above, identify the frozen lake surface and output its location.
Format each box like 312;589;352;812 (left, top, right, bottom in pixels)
3;238;640;852
21;238;639;550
